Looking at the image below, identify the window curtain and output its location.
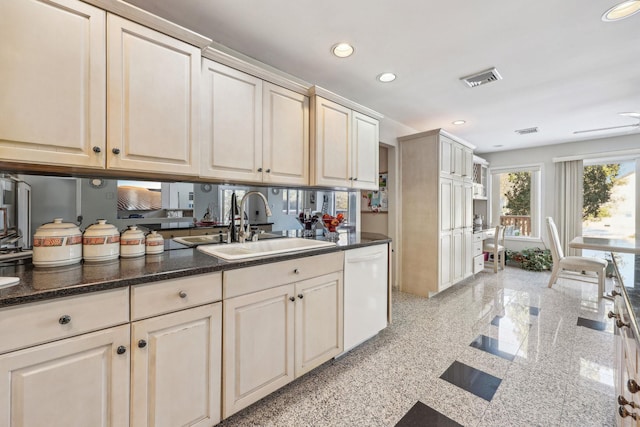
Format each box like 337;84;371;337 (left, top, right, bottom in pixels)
554;160;583;256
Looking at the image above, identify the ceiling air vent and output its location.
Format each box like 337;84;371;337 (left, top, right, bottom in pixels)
514;127;539;135
460;67;502;88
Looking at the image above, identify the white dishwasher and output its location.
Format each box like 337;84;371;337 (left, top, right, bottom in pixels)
342;243;389;353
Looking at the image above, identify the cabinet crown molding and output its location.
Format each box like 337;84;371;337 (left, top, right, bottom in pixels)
81;0;212;48
310;86;384;120
398;128;476;150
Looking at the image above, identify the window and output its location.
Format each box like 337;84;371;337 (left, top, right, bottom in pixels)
282;189;304;215
219;187;247;222
490;165;542;239
583;158;637;239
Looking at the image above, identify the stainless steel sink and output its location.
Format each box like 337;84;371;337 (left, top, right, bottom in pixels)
197;237;336;260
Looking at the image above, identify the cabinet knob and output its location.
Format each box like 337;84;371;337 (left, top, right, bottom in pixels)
116;345;127;355
138;339;147;349
617;319;630;329
608;311;620;319
293;268;299;274
92;146;101;153
58;315;71;325
348;177;353;181
257;167;263;172
628;379;640;394
619;406;639;420
353;177;358;181
618;395;640;409
298;294;303;299
112;148;121;155
265;168;271;173
612;289;622;297
289;296;295;302
178;291;187;299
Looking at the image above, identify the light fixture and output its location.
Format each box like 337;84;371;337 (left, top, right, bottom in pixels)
602;0;640;21
452;120;466;125
377;72;396;83
331;43;354;58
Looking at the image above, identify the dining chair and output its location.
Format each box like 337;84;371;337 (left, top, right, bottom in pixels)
483;224;505;273
545;217;608;298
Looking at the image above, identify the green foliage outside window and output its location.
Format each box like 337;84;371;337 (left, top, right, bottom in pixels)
583;164;621;220
504;172;531;216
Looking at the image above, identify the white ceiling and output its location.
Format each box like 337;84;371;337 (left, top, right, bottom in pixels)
125;0;640;153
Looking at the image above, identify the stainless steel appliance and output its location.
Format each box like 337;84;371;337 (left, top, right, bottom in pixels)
0;175;32;260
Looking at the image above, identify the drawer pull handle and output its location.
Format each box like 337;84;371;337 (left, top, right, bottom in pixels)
298;294;304;299
138;340;147;349
116;346;127;355
179;291;187;299
628;379;640;394
617;319;630;329
608;311;620;319
293;269;300;274
612;289;622;297
58;315;71;325
289;296;295;302
257;167;263;172
618;395;640;409
265;169;271;173
619;406;639;420
92;146;101;153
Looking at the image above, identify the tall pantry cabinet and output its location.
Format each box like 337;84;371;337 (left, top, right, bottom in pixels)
398;129;474;297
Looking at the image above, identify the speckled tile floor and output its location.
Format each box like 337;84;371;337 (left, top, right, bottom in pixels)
218;267;617;426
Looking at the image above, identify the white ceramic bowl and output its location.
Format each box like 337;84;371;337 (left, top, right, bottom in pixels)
32;218;82;267
145;230;164;255
120;225;145;258
83;219;120;262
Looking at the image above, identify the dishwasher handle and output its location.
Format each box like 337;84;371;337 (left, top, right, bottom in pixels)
346;252;384;263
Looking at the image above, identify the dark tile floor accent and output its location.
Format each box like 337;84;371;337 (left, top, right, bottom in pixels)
395;401;463;427
490;315;502;326
469;334;517;361
529;306;540;315
439;361;502;402
577;316;610;332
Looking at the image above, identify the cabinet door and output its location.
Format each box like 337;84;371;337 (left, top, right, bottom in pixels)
439;232;452;290
0;0;105;168
351;111;380;190
201;59;263;181
295;272;343;377
463;229;474;278
462;148;474;180
440;178;453;232
131;303;221;427
0;325;129;427
440;137;453;175
311;97;351;187
452;144;464;176
107;14;200;175
223;284;294;418
263;82;309;186
463;182;474;228
453;180;464;230
452;229;464;283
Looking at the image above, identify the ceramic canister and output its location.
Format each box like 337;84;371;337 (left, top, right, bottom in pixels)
32;218;83;267
145;230;164;255
82;219;120;262
120;225;145;258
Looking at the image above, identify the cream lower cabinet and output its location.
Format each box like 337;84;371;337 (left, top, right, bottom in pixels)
201;60;309;185
131;303;222;427
0;325;130;427
0;0;106;168
223;254;343;418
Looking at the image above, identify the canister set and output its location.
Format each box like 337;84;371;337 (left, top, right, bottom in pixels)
32;218;164;267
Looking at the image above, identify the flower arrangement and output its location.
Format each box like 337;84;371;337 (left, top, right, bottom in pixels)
321;213;344;232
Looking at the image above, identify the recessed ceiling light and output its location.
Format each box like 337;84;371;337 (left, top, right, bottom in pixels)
331;43;354;58
452;120;466;125
602;0;640;21
377;72;396;83
493;144;504;148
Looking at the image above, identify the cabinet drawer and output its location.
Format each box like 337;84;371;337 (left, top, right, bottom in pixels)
0;288;129;354
131;273;222;320
473;254;485;274
473;233;483;242
224;251;344;299
472;241;483;256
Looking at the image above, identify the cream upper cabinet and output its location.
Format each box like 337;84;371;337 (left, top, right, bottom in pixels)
440;137;453;175
351;111;380;190
311;96;379;189
223;284;295;418
462;148;474;180
130;303;222;427
201;59;263;182
201;61;309;185
262;82;310;186
107;14;200;176
0;325;130;427
0;0;106;168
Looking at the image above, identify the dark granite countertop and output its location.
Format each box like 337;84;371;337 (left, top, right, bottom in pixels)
0;231;390;307
614;253;640;339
